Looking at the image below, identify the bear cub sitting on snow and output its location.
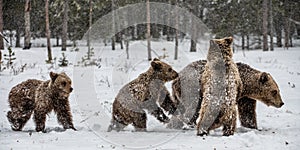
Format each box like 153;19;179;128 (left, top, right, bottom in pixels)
7;72;76;132
108;58;178;132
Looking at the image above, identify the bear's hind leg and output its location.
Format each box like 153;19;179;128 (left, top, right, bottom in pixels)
7;109;32;131
7;110;22;131
132;112;147;132
222;109;237;136
197;104;222;136
238;97;257;129
107;115;129;132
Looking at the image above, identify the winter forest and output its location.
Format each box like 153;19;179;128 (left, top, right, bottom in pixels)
0;0;300;150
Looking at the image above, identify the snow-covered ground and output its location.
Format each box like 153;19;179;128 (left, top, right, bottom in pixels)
0;40;299;150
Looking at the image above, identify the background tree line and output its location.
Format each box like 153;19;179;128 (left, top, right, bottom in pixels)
0;0;299;52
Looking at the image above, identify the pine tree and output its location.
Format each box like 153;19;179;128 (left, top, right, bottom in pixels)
58;53;68;67
4;46;16;68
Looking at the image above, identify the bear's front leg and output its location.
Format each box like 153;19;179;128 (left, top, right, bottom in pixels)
237;97;257;129
143;98;170;123
54;101;76;131
159;92;177;115
34;111;47;132
150;107;170;123
222;109;237;136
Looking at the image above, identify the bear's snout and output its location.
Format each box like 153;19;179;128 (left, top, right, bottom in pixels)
174;72;178;78
280;102;284;107
70;87;73;92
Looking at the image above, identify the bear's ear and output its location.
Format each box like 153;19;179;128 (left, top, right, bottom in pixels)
224;37;233;46
151;60;162;71
60;72;67;76
153;58;160;61
50;72;59;82
259;72;269;84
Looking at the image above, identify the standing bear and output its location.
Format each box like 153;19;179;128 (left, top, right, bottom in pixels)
168;61;284;130
108;58;178;132
196;37;242;136
7;72;76;132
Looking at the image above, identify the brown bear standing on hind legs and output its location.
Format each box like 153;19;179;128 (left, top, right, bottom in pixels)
107;58;178;132
168;60;284;130
7;72;76;132
196;37;243;136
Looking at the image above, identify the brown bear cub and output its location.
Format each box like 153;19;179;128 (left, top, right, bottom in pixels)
108;58;178;132
196;37;242;136
7;72;76;132
168;61;284;130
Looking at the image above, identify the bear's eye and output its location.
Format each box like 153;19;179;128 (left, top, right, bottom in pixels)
61;81;67;87
168;68;172;72
271;90;277;96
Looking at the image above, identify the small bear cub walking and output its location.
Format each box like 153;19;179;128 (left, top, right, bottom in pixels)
108;58;178;132
7;72;76;132
196;37;242;136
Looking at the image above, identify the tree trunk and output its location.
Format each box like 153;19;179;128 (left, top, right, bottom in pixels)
61;0;68;51
289;25;293;47
124;3;130;59
269;0;274;51
246;35;250;50
56;36;59;46
125;28;129;59
87;0;92;59
275;25;282;47
24;0;31;49
111;37;115;50
242;35;245;50
0;0;3;50
190;15;197;52
284;17;290;49
146;0;151;61
262;0;268;51
131;25;136;40
16;28;21;47
166;0;171;41
9;31;12;45
190;1;196;52
111;0;116;50
119;34;123;50
45;0;52;63
174;0;178;60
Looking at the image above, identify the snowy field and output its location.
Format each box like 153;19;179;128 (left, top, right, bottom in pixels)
0;40;300;150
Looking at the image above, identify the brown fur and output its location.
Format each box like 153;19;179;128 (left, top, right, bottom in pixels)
108;58;178;132
196;37;242;136
168;61;284;130
7;72;76;132
236;62;284;128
